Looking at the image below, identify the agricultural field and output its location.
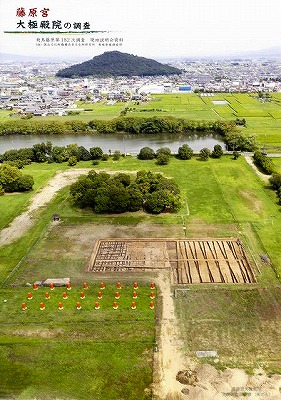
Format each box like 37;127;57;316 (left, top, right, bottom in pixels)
0;155;281;398
1;92;281;149
176;286;281;373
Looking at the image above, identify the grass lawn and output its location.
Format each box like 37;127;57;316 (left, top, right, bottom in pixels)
0;155;281;398
0;284;155;400
176;286;281;374
1;156;281;284
272;157;281;173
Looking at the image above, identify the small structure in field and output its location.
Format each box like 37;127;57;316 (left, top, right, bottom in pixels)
43;278;70;287
52;214;60;221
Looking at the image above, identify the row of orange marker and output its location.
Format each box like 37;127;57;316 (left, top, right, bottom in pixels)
32;282;156;290
26;290;155;301
22;300;155;311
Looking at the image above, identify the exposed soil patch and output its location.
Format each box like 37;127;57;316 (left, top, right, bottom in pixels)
88;238;256;284
239;188;262;213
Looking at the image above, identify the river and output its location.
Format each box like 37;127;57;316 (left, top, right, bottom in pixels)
0;133;225;154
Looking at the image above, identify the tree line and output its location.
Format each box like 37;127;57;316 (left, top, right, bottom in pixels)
0;116;255;151
69;170;181;214
0;141;228;169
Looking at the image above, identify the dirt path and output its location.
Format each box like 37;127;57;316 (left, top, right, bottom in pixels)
155;271;190;399
0;168;90;247
0;168;140;247
244;155;270;182
155;269;281;400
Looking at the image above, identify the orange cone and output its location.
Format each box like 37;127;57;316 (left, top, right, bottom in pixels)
22;302;27;311
117;282;121;289
131;301;136;310
27;292;33;300
115;291;120;300
33;282;38;290
58;302;63;310
133;291;137;299
63;292;68;300
67;282;71;290
150;301;155;309
100;282;105;290
95;302;100;310
150;292;155;299
133;282;138;290
98;291;102;300
40;302;45;310
83;282;88;290
50;282;54;291
113;301;118;310
80;292;85;299
150;282;155;290
76;302;82;310
45;292;50;300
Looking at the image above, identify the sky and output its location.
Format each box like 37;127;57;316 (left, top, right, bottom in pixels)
0;0;281;59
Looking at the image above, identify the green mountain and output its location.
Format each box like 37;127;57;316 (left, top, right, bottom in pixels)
56;51;182;78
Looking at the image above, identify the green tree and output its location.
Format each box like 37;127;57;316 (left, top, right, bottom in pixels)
156;147;172;157
225;133;256;152
144;189;180;214
0;164;34;193
127;184;143;211
156;153;170;165
269;173;281;191
199;148;211;161
138;147;155;160
17;174;34;191
211;144;224;158
52;146;68;163
32;142;48;162
69;176;95;208
68;156;77;166
177;144;193;160
90;147;103;160
113;173;131;187
112;150;121;161
77;146;91;161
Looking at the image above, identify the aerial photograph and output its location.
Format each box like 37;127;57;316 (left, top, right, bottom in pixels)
0;0;281;399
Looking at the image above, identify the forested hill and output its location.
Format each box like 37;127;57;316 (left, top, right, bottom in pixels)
56;51;182;78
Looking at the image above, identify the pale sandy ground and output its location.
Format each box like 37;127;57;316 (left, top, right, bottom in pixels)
1;166;281;399
244;155;270;182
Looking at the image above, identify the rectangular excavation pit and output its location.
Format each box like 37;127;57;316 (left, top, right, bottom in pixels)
88;238;256;284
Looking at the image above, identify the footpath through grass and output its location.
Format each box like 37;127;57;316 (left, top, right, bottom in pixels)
0;155;281;397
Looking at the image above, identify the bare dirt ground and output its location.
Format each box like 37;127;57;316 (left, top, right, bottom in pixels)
154;270;192;399
1;167;280;399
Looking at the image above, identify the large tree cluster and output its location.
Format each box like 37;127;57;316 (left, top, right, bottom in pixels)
69;170;181;214
0;164;34;194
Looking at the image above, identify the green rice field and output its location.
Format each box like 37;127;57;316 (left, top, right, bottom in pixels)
1;92;281;149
